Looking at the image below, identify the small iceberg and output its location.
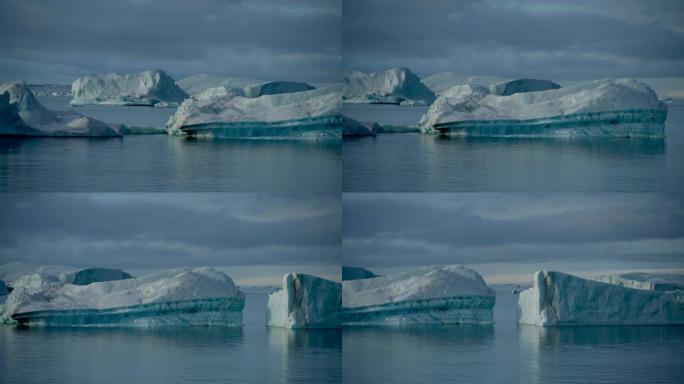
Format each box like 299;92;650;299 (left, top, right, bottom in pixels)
176;74;264;95
595;272;684;292
266;273;341;329
342;266;378;281
517;270;684;326
70;69;188;106
342;265;495;326
419;79;667;138
62;268;133;286
1;267;245;327
0;82;119;137
344;68;436;106
166;85;344;139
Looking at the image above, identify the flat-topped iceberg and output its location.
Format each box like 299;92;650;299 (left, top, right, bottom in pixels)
419;79;667;138
0;82;119;137
266;273;341;329
1;267;245;327
62;268;133;286
488;78;561;96
166;85;343;139
342;265;495;326
421;71;509;95
342;266;378;281
70;69;188;106
176;74;264;95
518;271;684;326
596;272;684;291
243;81;315;98
344;68;435;106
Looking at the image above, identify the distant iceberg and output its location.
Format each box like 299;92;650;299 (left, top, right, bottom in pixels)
419;79;667;138
596;272;684;292
0;82;119;137
70;69;188;106
342;265;495;326
344;68;436;106
421;71;509;95
488;78;561;96
518;271;684;326
62;268;133;286
166;85;344;139
1;267;245;327
342;266;378;281
176;74;265;95
266;273;341;329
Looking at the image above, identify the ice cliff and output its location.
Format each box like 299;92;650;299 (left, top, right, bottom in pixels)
419;79;667;137
70;70;188;106
342;265;495;325
0;82;119;136
342;266;377;281
596;272;684;292
266;273;341;329
343;68;436;106
517;271;684;326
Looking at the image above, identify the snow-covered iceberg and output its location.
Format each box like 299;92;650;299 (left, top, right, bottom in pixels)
342;266;377;281
166;85;343;139
0;83;119;137
1;267;245;327
342;265;495;326
266;273;341;329
596;272;684;292
62;268;133;286
422;71;509;95
518;271;684;326
419;79;667;138
176;74;264;95
70;70;188;106
344;68;435;106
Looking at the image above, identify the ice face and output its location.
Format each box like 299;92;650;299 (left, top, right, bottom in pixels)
342;266;377;281
342;265;496;326
266;273;341;329
0;82;119;137
70;69;188;106
595;273;684;292
517;271;684;326
419;78;668;138
343;68;436;106
62;268;133;286
1;267;245;327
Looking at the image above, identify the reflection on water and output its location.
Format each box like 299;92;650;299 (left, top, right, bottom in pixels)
267;328;342;384
0;136;341;192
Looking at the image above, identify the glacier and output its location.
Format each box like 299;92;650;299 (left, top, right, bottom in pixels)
419;79;667;138
70;69;188;107
343;68;436;106
266;273;341;329
517;271;684;326
0;267;245;327
342;266;378;281
342;265;495;326
166;85;346;139
596;272;684;292
62;268;133;286
0;82;119;137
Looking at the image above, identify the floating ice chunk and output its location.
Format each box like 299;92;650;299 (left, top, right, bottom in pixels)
342;265;495;325
342;266;377;281
419;79;667;138
344;68;435;106
517;271;684;326
596;272;684;291
70;70;188;106
166;85;343;139
0;82;119;137
62;268;133;286
266;273;341;329
1;267;245;326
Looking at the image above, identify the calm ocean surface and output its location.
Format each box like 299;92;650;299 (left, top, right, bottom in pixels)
342;104;684;192
0;97;341;192
0;288;341;384
342;290;684;384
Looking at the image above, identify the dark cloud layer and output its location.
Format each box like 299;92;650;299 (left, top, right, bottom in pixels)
0;0;341;84
0;194;340;269
344;0;684;79
343;193;684;268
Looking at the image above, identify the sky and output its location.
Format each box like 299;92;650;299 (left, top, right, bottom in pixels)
343;193;684;284
0;194;340;286
344;0;684;81
0;0;342;84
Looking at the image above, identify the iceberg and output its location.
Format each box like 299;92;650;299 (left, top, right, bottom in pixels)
0;267;245;327
62;268;133;286
243;81;315;98
342;266;378;281
266;273;341;329
0;261;71;286
166;85;343;139
343;68;436;106
419;79;667;138
70;69;188;106
488;78;561;96
342;265;495;326
596;272;684;292
176;74;264;95
422;71;509;95
0;82;119;137
518;271;684;326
